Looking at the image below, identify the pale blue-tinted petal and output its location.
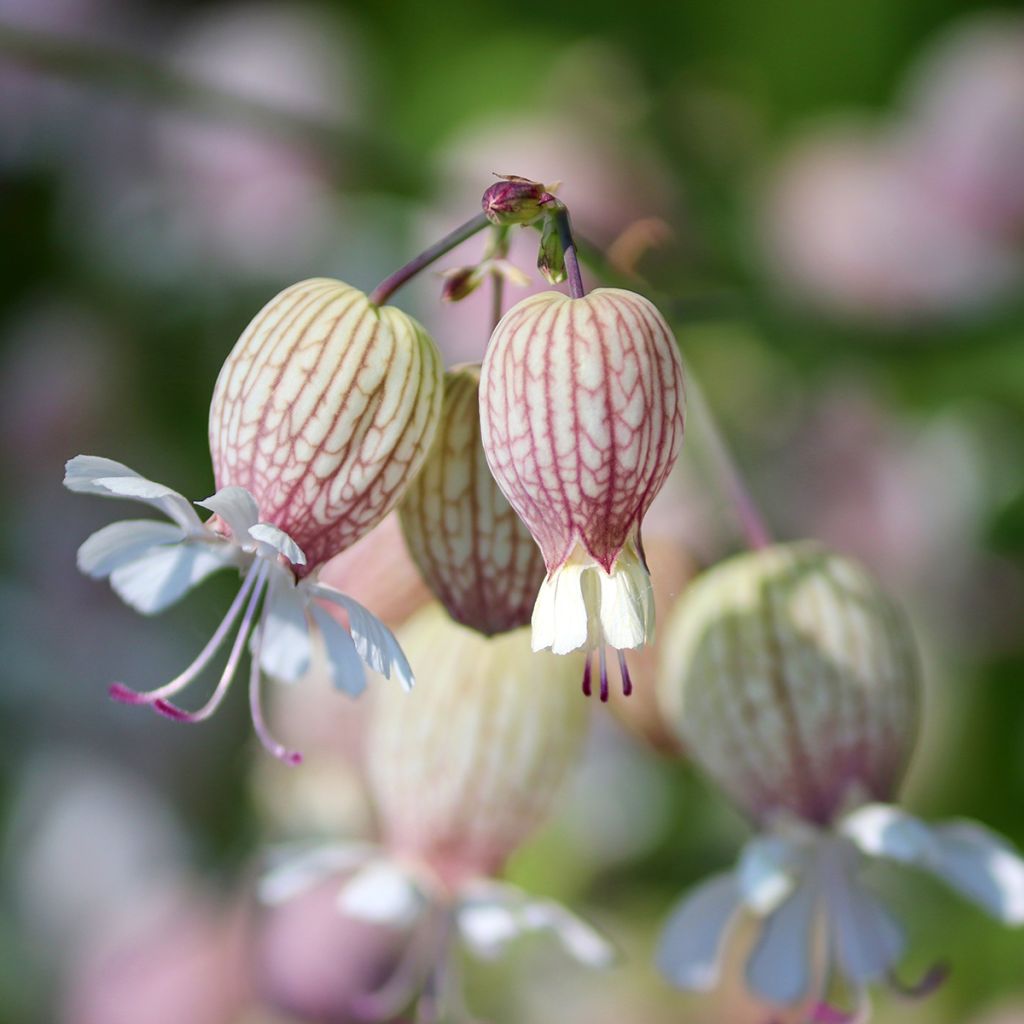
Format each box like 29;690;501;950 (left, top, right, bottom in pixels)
77;520;185;578
259;576;312;682
457;901;523;961
311;585;413;690
927;821;1024;924
108;541;234;614
657;873;741;991
249;522;306;566
337;860;425;929
310;605;366;697
64;455;201;531
746;873;818;1005
824;859;905;984
196;486;260;544
739;834;805;914
840;804;938;865
258;841;376;905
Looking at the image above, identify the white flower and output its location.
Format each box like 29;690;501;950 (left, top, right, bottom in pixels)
657;803;1024;1020
65;455;412;763
259;839;615;1022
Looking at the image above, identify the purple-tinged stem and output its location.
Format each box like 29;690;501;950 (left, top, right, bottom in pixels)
109;559;262;706
368;212;490;307
153;563;268;723
684;366;773;551
889;962;949;999
553;205;585;299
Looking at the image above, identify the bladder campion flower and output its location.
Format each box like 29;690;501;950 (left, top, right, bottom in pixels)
66;278;443;763
479;287;685;700
399;365;545;636
655;542;1024;1021
260;605;612;1022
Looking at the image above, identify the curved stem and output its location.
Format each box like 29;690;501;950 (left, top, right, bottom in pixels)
369;212;490;307
553;205;585;298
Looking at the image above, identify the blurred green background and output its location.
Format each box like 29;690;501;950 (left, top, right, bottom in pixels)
1;0;1023;1021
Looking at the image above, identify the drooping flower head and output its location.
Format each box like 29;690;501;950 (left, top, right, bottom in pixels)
260;605;613;1023
479;287;685;700
655;542;1024;1020
399;365;546;636
66;278;443;762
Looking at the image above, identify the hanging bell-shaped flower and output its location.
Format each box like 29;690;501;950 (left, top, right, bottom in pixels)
479;287;685;699
399;365;546;636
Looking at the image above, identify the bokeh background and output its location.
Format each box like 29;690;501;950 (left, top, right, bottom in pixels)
2;0;1024;1021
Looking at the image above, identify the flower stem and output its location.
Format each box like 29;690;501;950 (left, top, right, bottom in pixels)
369;212;490;306
553;205;586;298
685;367;772;550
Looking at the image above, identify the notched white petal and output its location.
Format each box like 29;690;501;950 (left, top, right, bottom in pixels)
337;860;425;929
657;873;741;991
738;834;804;914
310;604;367;698
197;486;260;544
259;841;376;905
532;565;588;654
108;541;235;614
745;873;817;1005
77;520;185;578
311;585;413;690
597;554;653;650
64;455;201;531
840;804;938;865
248;522;307;566
259;575;312;683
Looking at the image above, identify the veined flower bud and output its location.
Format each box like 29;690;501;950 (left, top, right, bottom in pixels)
482;175;555;226
480;288;685;699
399;366;546;636
368;605;588;885
209;278;443;574
657;542;921;825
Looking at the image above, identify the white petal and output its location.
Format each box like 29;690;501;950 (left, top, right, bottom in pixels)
64;455;201;531
657;873;740;990
310;605;366;697
738;835;804;914
77;520;185;578
337;861;425;929
196;486;260;544
259;575;312;682
597;558;653;650
259;842;376;905
824;857;905;984
249;523;306;566
311;585;413;690
928;821;1024;924
457;901;523;960
840;804;938;865
519;900;616;967
108;541;235;614
745;873;818;1005
532;565;589;655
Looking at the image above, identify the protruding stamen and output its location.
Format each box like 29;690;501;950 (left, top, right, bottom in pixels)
888;962;950;999
108;560;261;706
618;650;633;697
153;562;268;723
599;646;609;703
582;654;593;698
248;612;303;766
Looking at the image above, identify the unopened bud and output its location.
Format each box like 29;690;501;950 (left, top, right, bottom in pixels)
482;175;555;226
657;542;921;825
399;366;545;635
368;606;589;883
537;214;567;285
441;266;483;303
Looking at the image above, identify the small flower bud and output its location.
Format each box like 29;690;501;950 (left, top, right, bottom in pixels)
657;542;921;825
482;175;555;226
399;366;546;635
440;265;484;302
368;606;589;884
537;214;567;285
209;278;444;574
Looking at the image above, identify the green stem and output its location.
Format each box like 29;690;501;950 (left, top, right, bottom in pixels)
368;212;490;307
